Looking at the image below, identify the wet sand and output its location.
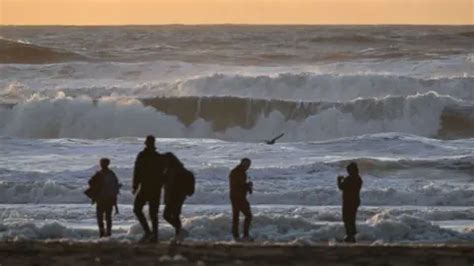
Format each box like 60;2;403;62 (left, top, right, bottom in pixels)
0;241;473;266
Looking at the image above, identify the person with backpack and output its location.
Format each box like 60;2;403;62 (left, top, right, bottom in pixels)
163;152;195;243
85;158;121;238
337;162;363;243
133;135;167;243
229;158;253;242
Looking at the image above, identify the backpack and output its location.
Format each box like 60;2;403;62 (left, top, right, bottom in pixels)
100;171;120;199
85;171;101;202
182;168;195;196
165;152;195;197
85;170;120;203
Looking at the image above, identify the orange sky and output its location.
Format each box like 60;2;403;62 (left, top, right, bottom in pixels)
1;0;473;25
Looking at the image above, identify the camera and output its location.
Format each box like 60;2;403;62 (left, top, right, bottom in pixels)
247;181;253;194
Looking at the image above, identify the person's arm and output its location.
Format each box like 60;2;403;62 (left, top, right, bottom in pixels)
110;170;120;192
337;176;345;190
132;154;142;194
238;171;248;195
88;172;99;186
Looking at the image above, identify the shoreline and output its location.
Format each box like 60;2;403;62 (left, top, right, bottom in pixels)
0;241;473;266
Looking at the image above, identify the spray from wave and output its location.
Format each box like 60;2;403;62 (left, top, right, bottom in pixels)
156;73;474;102
0;91;472;140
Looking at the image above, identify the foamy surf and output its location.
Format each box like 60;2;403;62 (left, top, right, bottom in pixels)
0;25;473;244
1;205;473;243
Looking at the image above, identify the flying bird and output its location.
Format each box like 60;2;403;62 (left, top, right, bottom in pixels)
264;133;285;145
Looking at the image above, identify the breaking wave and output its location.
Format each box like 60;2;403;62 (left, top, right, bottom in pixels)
156;73;474;102
0;92;473;140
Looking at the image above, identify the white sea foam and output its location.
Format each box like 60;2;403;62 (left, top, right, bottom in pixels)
1;26;473;244
2;71;473;103
0;92;465;141
1;178;473;206
1;207;473;243
155;73;474;102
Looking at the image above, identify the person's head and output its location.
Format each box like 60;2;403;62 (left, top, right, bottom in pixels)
346;162;359;176
240;158;251;170
100;158;110;170
145;135;155;149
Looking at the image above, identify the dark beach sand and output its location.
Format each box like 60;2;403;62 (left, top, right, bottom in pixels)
0;241;473;266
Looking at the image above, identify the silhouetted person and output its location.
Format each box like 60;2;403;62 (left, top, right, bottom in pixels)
86;158;120;238
337;162;363;243
229;158;253;241
265;133;284;145
163;152;195;243
133;135;167;243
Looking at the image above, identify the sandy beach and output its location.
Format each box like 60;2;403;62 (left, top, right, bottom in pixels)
0;241;473;266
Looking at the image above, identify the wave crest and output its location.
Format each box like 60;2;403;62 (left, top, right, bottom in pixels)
0;38;86;64
1;92;473;140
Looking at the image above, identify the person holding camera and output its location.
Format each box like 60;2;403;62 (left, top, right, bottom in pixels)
337;162;363;243
229;158;253;242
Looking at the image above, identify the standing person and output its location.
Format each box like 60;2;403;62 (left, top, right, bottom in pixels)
86;158;120;238
229;158;253;242
163;152;195;243
133;135;167;243
337;162;363;243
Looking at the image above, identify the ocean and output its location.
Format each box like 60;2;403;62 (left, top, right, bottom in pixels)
0;25;473;243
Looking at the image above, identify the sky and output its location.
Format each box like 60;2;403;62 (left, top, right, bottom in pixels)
0;0;473;25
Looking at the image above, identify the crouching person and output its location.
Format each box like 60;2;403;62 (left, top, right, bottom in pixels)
86;158;121;238
337;162;363;243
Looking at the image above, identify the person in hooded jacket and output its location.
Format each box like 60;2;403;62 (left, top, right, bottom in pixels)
87;158;120;238
337;162;363;243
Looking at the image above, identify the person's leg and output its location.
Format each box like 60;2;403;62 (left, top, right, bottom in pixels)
164;199;184;239
164;202;180;235
342;205;350;238
149;185;162;242
231;200;240;240
174;197;185;236
354;206;359;235
342;204;356;242
163;203;174;227
96;203;105;237
133;192;151;235
105;203;113;236
348;207;358;237
241;199;253;238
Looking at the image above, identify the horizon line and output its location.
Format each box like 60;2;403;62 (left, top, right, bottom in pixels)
1;23;473;27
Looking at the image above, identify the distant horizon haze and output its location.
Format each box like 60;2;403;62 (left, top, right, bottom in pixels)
1;0;472;25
